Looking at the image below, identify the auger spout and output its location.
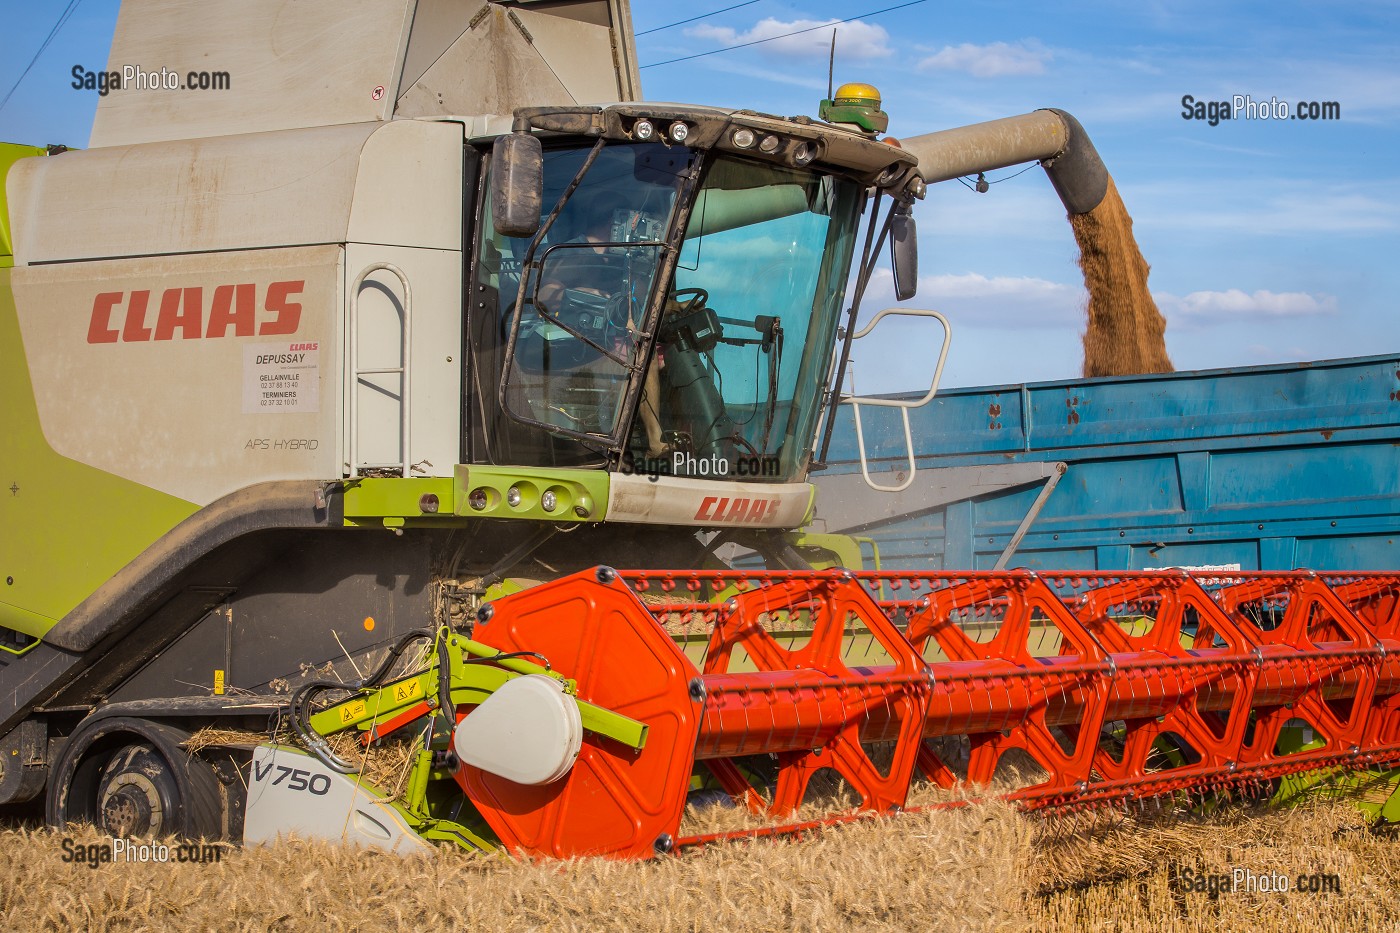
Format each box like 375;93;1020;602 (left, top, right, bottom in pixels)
899;108;1172;376
899;109;1108;215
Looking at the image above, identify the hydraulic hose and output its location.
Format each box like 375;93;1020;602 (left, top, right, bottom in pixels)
289;629;435;774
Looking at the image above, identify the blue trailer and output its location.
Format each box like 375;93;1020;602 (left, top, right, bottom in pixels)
814;354;1400;573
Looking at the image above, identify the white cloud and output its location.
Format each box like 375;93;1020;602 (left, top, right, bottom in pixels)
1154;288;1338;322
869;274;1336;335
846;271;1088;390
917;41;1050;78
687;18;892;61
863;270;1086;329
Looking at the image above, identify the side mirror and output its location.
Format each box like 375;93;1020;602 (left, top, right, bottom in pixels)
889;206;918;301
491;133;543;239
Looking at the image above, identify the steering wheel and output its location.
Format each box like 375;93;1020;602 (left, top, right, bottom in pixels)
723;434;760;457
673;287;708;313
537;252;631;339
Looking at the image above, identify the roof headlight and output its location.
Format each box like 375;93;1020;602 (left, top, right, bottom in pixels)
634;119;656;141
731;128;756;149
669;121;690;142
759;135;780;153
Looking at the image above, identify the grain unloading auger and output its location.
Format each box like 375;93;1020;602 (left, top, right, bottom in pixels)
274;567;1400;858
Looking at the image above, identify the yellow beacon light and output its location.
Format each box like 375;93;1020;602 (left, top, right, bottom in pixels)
819;82;889;135
836;82;881;105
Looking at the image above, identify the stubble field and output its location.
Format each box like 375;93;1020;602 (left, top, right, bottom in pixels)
3;798;1398;932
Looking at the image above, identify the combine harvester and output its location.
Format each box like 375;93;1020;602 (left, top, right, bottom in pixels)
1;0;1397;857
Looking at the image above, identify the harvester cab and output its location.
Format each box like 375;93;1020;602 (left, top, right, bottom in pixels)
473;104;924;496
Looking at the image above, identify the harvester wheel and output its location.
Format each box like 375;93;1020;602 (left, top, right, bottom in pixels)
96;745;178;838
46;717;225;841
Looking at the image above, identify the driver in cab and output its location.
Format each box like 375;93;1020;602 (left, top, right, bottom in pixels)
535;208;622;332
527;199;668;455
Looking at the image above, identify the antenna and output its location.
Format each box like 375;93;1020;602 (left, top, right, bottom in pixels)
827;29;837;99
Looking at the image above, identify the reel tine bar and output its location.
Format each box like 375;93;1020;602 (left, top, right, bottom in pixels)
463;569;1400;857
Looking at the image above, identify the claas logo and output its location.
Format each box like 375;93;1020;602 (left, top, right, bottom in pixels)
87;281;304;343
694;496;780;524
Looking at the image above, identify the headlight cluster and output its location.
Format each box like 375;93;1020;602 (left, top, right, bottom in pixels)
729;128;817;165
466;482;591;520
632;118;691;143
628;116;819;167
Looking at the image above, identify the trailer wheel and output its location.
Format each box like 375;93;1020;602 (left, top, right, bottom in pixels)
47;717;225;840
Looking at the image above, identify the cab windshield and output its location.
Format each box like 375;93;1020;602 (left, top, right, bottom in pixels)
491;143;693;465
477;144;861;482
640;157;861;482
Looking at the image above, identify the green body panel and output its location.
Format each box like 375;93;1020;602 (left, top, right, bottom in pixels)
453;464;608;522
342;477;457;526
340;469;613;527
309;635;648;750
0;600;56;643
787;531;881;572
0;271;199;636
1269;725;1400;823
300;633;650;850
0;143;48;269
1272;762;1400;822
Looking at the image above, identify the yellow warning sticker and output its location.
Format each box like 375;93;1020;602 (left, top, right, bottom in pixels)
338;699;368;724
213;670;225;696
390;679;424;704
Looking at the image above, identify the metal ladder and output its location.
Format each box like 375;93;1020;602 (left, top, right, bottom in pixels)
347;262;413;477
840;307;951;493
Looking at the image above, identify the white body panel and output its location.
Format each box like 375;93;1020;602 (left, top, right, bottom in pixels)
244;745;431;855
343;244;463;479
92;0;416;148
90;0;639;149
7;120;464;504
395;4;627;119
608;474;814;528
11;246;344;504
8;120;462;265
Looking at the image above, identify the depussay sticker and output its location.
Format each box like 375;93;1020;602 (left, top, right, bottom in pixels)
243;341;320;413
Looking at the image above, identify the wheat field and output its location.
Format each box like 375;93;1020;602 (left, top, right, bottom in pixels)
2;798;1397;932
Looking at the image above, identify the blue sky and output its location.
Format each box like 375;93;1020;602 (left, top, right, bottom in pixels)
4;1;1397;389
